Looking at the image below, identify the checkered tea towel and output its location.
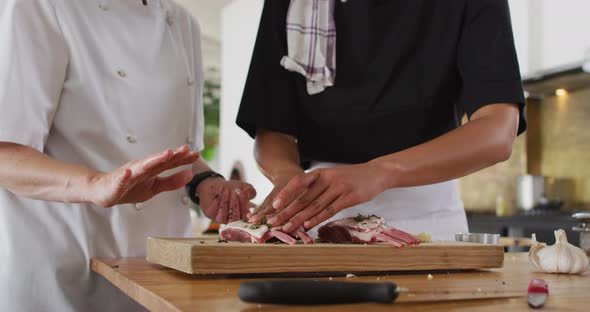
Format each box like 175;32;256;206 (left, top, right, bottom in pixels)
280;0;336;95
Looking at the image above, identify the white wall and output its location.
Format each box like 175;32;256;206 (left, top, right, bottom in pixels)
508;0;532;76
219;0;270;203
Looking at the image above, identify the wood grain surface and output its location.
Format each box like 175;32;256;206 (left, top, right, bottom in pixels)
91;253;590;312
146;237;505;274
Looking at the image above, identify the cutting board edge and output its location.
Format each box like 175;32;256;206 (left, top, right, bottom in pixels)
186;254;504;274
187;248;504;275
147;237;505;275
146;237;195;274
186;262;505;275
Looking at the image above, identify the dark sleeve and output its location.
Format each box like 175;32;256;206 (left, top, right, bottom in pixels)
457;0;527;135
236;0;300;139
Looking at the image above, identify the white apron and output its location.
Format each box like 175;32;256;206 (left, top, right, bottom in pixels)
0;0;204;311
308;162;469;240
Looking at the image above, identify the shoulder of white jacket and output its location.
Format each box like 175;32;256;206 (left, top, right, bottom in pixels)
2;0;54;10
0;0;63;22
166;1;202;36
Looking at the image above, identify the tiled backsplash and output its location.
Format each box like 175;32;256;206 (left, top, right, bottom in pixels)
459;88;590;212
459;134;527;213
539;88;590;208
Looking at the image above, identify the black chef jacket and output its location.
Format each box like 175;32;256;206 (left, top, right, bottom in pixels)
237;0;527;165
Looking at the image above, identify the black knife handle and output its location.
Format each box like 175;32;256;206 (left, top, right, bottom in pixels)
238;280;398;305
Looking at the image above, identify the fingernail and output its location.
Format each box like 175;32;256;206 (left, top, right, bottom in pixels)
267;217;277;224
283;222;292;231
303;221;310;228
272;199;281;209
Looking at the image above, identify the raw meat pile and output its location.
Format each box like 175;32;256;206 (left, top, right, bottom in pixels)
219;219;314;245
318;215;422;247
220;214;421;247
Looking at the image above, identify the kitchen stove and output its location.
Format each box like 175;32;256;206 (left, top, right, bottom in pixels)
518;206;564;216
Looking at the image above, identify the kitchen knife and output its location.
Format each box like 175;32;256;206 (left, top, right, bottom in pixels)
238;280;401;305
527;278;549;308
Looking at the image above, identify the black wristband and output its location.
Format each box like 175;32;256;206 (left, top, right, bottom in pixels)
186;171;224;205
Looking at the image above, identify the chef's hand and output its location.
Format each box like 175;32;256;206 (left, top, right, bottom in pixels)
196;178;256;224
247;169;305;224
87;145;200;208
266;162;388;232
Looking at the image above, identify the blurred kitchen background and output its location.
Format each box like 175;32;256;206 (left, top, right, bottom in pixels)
178;0;590;249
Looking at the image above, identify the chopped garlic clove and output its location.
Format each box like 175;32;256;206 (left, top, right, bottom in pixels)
415;233;432;243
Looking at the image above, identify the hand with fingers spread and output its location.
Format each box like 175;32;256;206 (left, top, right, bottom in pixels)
247;169;305;224
196;178;257;224
87;145;200;208
264;162;389;233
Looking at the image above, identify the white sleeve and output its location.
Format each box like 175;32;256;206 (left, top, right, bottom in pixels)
190;17;205;152
0;0;68;151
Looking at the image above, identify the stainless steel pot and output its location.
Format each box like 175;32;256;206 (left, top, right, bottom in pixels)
455;233;500;244
572;212;590;256
516;175;574;211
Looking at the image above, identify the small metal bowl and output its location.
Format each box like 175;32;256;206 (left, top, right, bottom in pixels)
455;233;500;245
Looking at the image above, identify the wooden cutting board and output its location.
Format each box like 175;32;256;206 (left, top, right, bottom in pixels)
146;237;504;275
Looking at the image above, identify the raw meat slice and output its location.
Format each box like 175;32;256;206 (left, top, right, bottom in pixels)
219;220;314;245
318;215;421;247
270;229;297;245
373;234;404;247
219;220;273;243
294;227;315;245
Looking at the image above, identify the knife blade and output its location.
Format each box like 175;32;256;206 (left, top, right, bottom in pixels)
238;280;401;305
527;278;549;308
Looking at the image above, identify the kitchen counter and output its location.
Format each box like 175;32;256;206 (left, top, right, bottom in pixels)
91;253;590;311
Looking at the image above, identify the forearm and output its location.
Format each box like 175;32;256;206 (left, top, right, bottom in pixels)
374;103;520;189
0;142;97;203
254;129;303;185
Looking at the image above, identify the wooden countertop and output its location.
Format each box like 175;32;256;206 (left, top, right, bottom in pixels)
91;253;590;311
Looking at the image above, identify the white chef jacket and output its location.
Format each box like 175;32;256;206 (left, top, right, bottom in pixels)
0;0;204;311
307;162;469;241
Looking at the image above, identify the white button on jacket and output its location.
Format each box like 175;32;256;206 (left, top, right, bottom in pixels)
0;0;204;311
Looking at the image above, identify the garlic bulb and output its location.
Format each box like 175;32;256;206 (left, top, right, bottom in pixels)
529;229;589;274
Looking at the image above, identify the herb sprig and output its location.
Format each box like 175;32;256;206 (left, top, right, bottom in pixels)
247;216;272;230
353;214;379;222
